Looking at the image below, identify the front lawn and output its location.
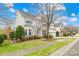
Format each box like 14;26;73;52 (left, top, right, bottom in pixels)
24;39;74;56
0;39;51;55
74;34;79;37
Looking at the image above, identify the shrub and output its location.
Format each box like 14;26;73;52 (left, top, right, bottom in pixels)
63;33;67;36
63;32;69;37
0;35;4;44
29;36;34;40
24;35;42;41
72;32;76;35
2;34;7;39
24;36;33;41
24;36;30;40
33;35;42;39
9;32;16;39
43;35;53;39
15;26;25;40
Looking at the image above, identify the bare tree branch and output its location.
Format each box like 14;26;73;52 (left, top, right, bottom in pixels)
33;3;66;39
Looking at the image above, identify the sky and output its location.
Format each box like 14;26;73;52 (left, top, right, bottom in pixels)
0;3;79;28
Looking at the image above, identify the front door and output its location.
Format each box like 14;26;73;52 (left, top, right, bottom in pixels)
56;31;59;37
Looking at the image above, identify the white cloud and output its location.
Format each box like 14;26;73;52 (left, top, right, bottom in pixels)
57;6;66;10
23;8;28;12
56;16;69;22
69;17;77;22
4;3;14;8
9;8;15;13
63;22;67;25
56;4;66;10
71;13;76;16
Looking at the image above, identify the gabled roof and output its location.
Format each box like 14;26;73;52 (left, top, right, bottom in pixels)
16;10;63;28
16;10;35;20
54;22;63;27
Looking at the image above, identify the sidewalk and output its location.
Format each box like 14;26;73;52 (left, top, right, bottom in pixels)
49;38;79;56
64;40;79;56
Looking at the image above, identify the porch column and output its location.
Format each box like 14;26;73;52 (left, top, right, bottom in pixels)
40;29;42;36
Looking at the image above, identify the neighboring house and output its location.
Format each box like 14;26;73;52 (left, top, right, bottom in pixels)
12;10;61;37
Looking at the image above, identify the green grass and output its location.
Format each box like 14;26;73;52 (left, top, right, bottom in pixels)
74;34;79;37
0;31;4;35
24;39;74;56
0;39;51;55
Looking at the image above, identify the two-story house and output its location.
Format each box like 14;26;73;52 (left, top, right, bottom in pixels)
12;10;61;37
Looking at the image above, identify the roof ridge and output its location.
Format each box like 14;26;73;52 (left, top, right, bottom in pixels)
17;10;35;17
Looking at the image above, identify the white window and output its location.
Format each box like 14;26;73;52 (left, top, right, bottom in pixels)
26;20;32;24
42;24;46;27
37;29;38;35
29;29;31;35
25;18;32;24
42;30;46;35
26;29;27;35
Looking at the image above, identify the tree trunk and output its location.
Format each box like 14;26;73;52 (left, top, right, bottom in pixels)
20;37;22;41
47;25;50;40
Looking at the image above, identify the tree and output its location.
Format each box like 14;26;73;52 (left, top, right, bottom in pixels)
61;25;79;36
15;26;25;40
2;34;7;39
34;3;66;40
0;35;4;44
9;31;16;39
3;26;12;37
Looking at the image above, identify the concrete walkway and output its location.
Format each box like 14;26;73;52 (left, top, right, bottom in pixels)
49;38;79;56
